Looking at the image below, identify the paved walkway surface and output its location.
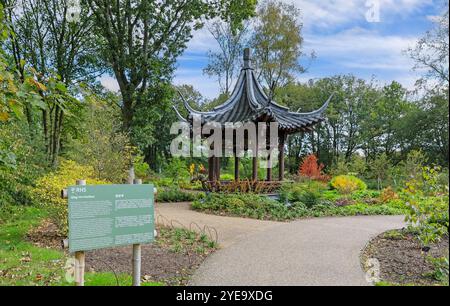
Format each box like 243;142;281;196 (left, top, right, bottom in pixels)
155;202;283;248
155;203;405;286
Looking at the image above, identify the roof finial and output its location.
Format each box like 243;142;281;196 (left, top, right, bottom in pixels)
243;48;251;69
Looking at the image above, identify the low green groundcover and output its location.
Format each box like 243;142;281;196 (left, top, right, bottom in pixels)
156;187;204;203
192;191;406;221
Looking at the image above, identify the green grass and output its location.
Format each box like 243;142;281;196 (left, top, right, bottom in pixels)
0;206;66;286
156;227;218;254
84;273;163;286
375;282;418;287
0;205;162;286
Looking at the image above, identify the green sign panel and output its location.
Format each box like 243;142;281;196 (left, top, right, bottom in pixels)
68;184;155;253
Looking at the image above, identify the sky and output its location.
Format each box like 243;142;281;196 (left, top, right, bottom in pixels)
101;0;446;99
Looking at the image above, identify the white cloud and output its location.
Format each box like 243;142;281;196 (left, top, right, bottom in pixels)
290;0;433;29
184;27;218;53
173;68;219;99
305;27;419;65
302;27;425;89
291;0;362;29
176;27;425;97
174;0;435;98
99;75;120;92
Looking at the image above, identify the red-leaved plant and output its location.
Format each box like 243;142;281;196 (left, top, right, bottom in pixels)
298;154;330;182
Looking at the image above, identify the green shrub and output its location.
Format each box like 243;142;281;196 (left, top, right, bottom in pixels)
427;257;449;283
32;160;109;235
351;189;380;200
1;121;47;207
322;190;341;201
156;187;202;203
192;191;406;221
179;180;203;190
153;177;174;187
164;158;190;185
65;98;132;183
297;190;322;208
280;181;326;208
134;155;150;179
192;193;294;221
330;175;367;194
0;168;34;207
386;199;407;210
403;166;449;247
220;174;235;181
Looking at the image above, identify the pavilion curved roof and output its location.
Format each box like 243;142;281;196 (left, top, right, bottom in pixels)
175;49;332;134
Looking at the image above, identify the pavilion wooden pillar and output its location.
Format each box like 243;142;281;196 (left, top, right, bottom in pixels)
266;124;273;182
252;157;258;181
234;157;240;181
215;157;221;181
279;131;286;181
267;159;272;181
252;126;258;181
208;157;215;182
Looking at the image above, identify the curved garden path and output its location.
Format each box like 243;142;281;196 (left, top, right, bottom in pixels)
155;202;283;248
155;203;405;286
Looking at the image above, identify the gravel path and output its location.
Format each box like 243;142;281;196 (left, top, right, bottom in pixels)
156;203;406;286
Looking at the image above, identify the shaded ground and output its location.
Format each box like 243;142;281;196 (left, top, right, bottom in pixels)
26;219;64;250
362;229;449;286
27;220;216;286
85;244;205;286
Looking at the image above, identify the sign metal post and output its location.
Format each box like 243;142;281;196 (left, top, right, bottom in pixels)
132;178;142;287
75;179;86;286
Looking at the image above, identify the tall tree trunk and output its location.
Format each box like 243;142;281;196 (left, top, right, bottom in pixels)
42;109;49;156
52;109;64;167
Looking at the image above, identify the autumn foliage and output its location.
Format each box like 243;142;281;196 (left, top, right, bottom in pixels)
298;154;330;182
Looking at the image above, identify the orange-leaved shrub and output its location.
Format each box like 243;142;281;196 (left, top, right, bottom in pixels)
380;186;399;203
298;154;330;182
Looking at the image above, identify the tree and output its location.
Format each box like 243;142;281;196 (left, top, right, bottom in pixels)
251;0;307;95
66;89;132;183
369;153;390;190
203;20;249;95
309;75;377;164
407;90;449;165
86;0;256;137
360;81;410;161
143;84;205;171
2;0;101;166
276;82;317;172
276;76;420;171
406;6;449;88
404;4;449;165
298;154;327;181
